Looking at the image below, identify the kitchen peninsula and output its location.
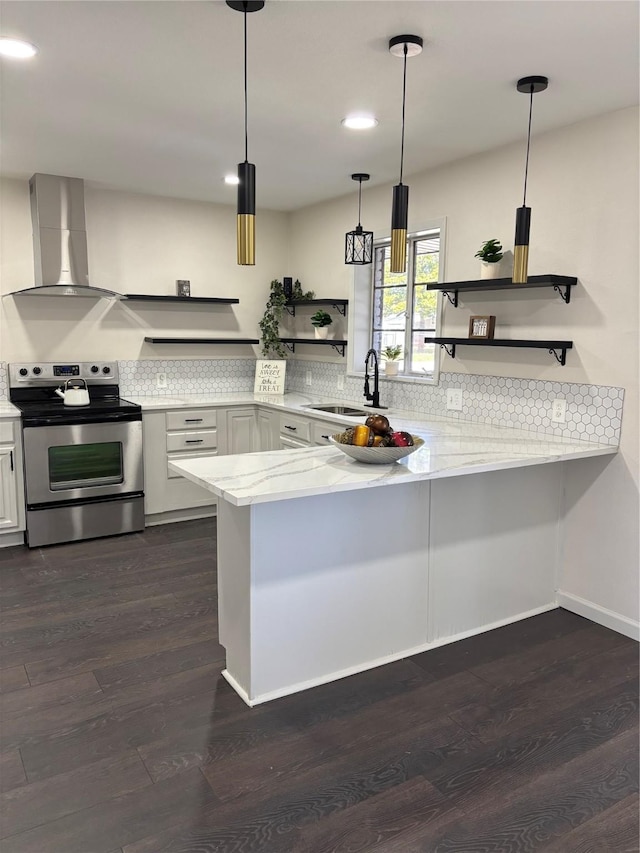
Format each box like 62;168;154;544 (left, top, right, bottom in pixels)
170;407;616;707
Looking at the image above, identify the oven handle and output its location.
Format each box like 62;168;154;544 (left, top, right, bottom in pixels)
22;412;142;428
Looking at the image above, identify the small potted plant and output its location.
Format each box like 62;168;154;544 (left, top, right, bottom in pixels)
475;239;504;279
311;309;333;339
382;344;403;376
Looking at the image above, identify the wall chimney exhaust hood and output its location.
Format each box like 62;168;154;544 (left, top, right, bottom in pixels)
5;173;121;298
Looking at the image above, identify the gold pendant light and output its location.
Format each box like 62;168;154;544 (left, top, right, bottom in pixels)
227;1;265;265
388;35;422;274
513;75;548;283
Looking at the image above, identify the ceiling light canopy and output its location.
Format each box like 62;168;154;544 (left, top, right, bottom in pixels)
226;0;264;266
0;38;38;58
512;75;549;283
341;116;378;130
345;173;373;265
389;34;423;274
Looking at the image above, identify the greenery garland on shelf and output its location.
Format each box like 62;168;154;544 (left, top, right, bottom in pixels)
259;279;315;358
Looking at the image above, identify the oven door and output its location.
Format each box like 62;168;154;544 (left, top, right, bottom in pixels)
23;419;143;506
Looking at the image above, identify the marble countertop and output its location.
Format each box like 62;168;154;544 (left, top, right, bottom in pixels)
170;415;616;506
0;401;20;419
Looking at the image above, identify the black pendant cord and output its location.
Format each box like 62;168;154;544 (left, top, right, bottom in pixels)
357;179;363;227
522;85;534;206
243;7;248;162
399;43;408;184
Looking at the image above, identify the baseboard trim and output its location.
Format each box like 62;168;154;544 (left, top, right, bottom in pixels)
557;591;640;641
145;506;216;527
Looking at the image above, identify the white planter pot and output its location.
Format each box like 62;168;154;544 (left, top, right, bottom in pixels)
480;261;502;280
314;326;330;339
384;361;399;376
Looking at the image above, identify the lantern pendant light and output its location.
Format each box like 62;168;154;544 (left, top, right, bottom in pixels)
345;173;373;265
513;75;548;283
226;1;265;265
388;35;423;274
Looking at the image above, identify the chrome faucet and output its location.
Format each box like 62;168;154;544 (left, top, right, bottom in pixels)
364;349;387;409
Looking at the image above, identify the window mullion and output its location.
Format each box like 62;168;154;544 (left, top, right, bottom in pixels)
403;236;416;375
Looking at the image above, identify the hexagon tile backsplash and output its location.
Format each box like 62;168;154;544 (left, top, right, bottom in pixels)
0;358;623;446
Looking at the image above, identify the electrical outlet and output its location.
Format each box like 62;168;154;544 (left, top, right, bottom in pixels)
551;398;567;423
305;371;312;387
336;374;345;391
446;388;463;411
156;373;167;389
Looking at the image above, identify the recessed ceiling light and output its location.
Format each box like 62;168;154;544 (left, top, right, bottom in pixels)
341;116;378;130
224;174;240;185
0;38;38;59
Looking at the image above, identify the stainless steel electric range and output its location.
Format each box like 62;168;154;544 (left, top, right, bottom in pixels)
9;362;144;548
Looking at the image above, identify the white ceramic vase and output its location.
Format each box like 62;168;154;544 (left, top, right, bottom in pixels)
384;361;399;376
314;326;330;339
480;261;502;280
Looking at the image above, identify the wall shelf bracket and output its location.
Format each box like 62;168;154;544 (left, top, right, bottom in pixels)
442;290;458;307
282;340;296;353
549;347;568;365
329;342;347;356
440;343;456;358
553;284;571;304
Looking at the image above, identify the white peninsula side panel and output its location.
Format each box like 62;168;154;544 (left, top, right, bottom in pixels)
218;481;431;705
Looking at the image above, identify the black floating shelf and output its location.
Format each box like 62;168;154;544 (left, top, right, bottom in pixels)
284;298;348;317
124;295;239;304
144;337;258;345
431;337;573;366
427;275;577;306
279;337;348;356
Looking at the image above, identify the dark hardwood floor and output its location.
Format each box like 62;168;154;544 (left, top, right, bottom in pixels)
0;519;637;853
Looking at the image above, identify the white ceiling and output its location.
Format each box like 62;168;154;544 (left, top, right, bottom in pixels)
1;1;638;211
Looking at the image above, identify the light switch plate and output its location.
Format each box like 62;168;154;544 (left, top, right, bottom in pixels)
446;388;463;411
305;371;312;387
551;398;567;423
156;373;167;389
337;375;345;391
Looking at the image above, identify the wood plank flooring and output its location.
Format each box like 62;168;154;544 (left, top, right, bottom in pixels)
0;519;637;853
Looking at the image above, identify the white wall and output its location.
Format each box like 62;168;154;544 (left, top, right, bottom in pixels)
289;106;639;631
0;179;289;362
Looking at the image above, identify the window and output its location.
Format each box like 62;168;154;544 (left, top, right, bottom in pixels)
371;229;441;378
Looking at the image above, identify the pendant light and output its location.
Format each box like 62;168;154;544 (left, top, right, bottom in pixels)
345;173;373;265
513;75;548;283
388;35;422;274
226;1;265;265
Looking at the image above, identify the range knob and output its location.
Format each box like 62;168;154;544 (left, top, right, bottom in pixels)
90;365;99;373
32;366;42;375
19;368;28;377
102;366;111;375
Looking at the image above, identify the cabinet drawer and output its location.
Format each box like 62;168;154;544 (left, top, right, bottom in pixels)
0;421;16;444
279;414;310;443
167;449;218;479
280;436;308;450
311;421;342;445
166;409;217;430
166;429;217;452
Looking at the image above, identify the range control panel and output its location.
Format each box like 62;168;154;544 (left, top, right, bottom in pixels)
9;362;119;386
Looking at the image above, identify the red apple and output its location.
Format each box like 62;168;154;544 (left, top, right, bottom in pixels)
389;431;414;447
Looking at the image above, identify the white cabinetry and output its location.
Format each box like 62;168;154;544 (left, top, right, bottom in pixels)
278;413;344;450
0;419;25;540
257;409;279;451
227;408;257;456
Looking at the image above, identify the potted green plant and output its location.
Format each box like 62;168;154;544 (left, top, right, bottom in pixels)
475;239;504;279
382;344;403;376
259;279;316;356
311;309;333;339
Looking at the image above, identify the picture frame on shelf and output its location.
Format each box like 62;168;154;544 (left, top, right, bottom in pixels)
468;315;496;339
176;279;191;297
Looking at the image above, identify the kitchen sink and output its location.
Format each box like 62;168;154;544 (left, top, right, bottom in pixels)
305;404;369;416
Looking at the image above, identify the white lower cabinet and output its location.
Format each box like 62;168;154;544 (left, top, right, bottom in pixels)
0;419;25;538
227;408;257;455
257;409;279;451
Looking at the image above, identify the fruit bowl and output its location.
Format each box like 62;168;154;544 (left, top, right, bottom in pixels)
328;435;424;465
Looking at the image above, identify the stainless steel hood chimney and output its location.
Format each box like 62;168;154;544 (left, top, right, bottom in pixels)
7;173;120;298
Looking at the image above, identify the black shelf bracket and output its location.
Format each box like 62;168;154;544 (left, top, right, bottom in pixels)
549;347;568;366
329;342;347;356
553;284;571;304
282;340;296;353
440;343;456;358
332;303;347;316
442;290;458;307
283;305;296;316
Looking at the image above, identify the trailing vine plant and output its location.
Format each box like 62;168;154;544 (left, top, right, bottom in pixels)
259;279;315;358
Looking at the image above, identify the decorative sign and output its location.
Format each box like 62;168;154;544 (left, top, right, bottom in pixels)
176;279;191;297
254;360;286;395
468;315;496;340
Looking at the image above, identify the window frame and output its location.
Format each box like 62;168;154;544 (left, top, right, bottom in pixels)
347;219;446;385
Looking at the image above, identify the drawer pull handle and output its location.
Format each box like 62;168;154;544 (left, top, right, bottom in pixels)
184;418;203;423
321;435;329;440
284;425;297;431
185;439;204;444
